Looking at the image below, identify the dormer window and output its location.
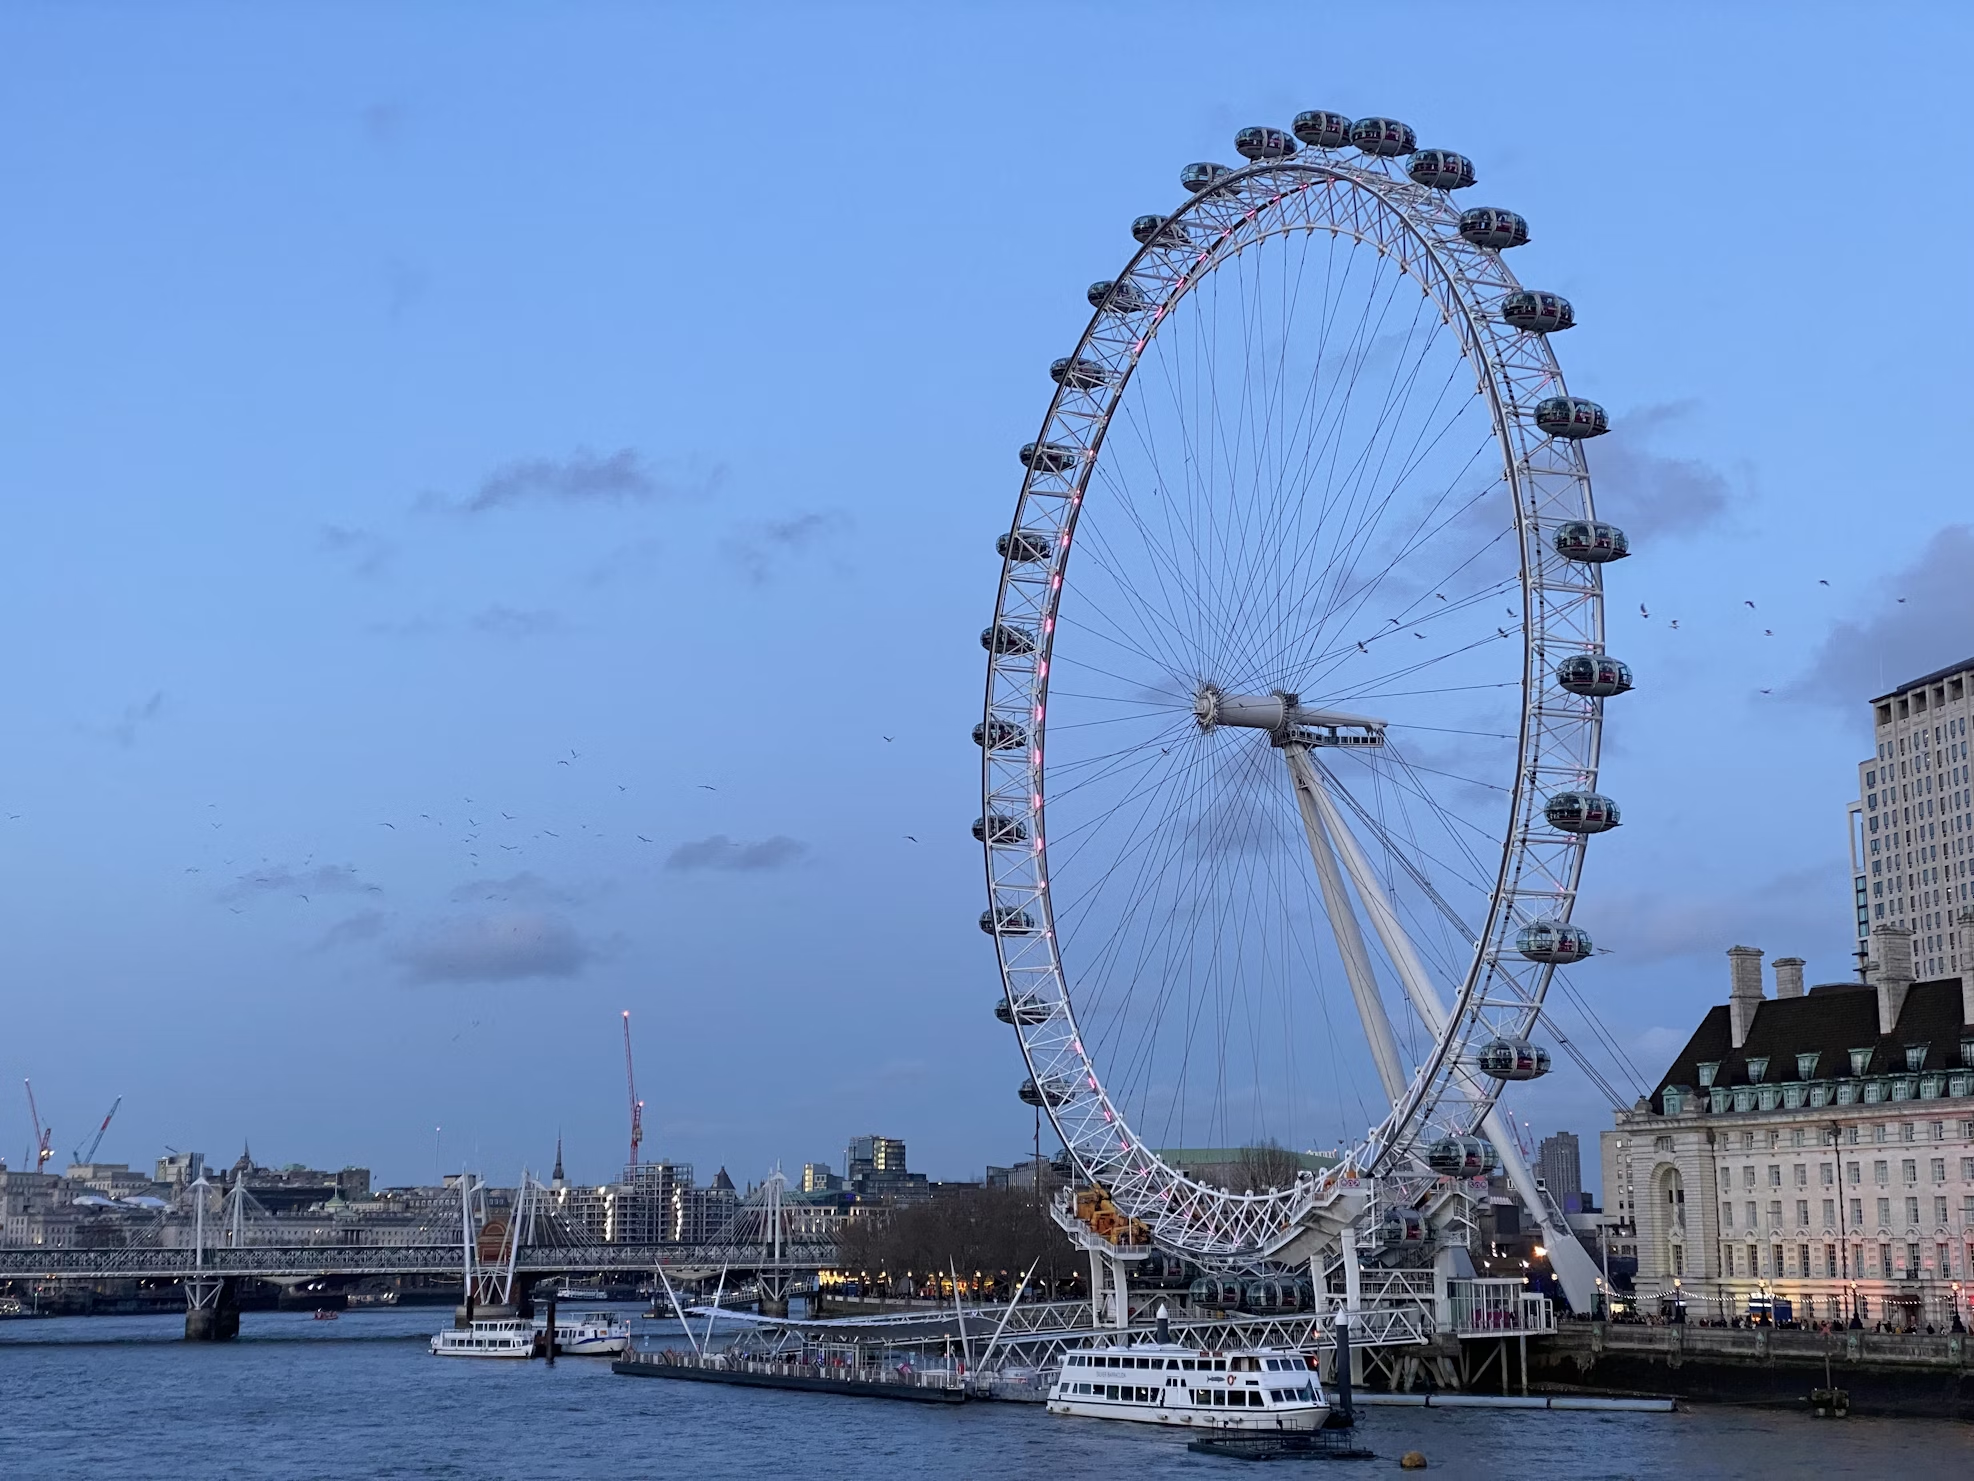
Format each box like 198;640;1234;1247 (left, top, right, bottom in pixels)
1696;1062;1719;1089
1850;1048;1873;1076
1905;1044;1929;1072
1746;1057;1769;1085
1961;1040;1974;1070
1796;1051;1820;1080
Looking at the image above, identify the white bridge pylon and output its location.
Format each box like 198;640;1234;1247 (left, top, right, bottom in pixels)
1243;703;1598;1314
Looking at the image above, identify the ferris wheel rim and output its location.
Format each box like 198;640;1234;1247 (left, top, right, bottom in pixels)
981;146;1606;1261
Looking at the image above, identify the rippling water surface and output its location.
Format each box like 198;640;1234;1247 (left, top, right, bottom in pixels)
3;1307;1971;1479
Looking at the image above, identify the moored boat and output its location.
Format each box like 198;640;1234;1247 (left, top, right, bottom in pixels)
1047;1339;1328;1430
431;1317;535;1359
535;1310;632;1356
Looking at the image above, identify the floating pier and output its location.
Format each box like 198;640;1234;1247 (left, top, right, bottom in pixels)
612;1349;967;1404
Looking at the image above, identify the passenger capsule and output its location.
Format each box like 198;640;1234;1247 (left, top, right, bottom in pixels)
1426;1136;1499;1177
1349;117;1416;157
972;718;1028;751
1378;1207;1429;1243
1234;125;1295;161
997;528;1053;563
1050;356;1109;390
1535;396;1609;440
1408;149;1476;190
1019;441;1078;473
1087;278;1147;313
1179;161;1232;194
995;992;1052;1027
1458;207;1529;250
1018;1075;1074;1107
1477;1038;1552;1081
1501;289;1574;333
1292;110;1351;149
1551;520;1628;563
1131;213;1191;247
1544;791;1621;834
982;623;1036;657
1555;652;1632;698
973;813;1030;845
1516;920;1593;965
982;904;1039;936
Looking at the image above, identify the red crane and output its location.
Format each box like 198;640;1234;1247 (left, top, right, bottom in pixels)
622;1011;643;1172
23;1079;52;1173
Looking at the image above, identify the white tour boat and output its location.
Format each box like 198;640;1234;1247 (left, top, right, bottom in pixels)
430;1317;536;1359
534;1309;632;1356
1049;1339;1328;1431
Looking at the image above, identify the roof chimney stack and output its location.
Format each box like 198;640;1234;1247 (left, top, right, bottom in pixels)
1773;957;1806;1000
1728;945;1765;1049
1869;924;1914;1036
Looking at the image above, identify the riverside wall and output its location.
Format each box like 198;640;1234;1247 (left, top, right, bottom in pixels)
1525;1322;1974;1420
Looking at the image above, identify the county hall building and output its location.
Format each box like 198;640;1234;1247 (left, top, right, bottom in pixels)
1602;658;1974;1329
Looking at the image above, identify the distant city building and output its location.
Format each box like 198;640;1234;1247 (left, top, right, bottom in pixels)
219;1145;370;1212
1852;658;1974;978
800;1162;840;1194
1538;1133;1583;1213
673;1168;738;1243
843;1135;928;1205
986;1157;1054;1191
154;1151;204;1189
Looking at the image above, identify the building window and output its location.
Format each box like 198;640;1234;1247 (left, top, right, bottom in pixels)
1878;1197;1892;1228
1907;1197;1921;1226
1797;1200;1809;1228
1822;1199;1835;1227
1932;1158;1946;1183
1696;1061;1719;1089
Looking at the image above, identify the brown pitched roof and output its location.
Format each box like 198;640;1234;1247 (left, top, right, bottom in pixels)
1650;979;1971;1113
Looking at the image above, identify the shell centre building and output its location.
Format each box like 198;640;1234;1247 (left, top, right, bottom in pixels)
1603;658;1974;1329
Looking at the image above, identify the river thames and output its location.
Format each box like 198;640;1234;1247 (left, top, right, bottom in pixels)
2;1308;1970;1479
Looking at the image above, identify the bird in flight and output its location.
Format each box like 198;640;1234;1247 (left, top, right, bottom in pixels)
637;835;653;843
904;835;918;843
1638;604;1649;618
502;812;515;820
501;844;520;852
298;895;310;904
697;784;718;791
378;822;395;829
1764;629;1774;637
1434;592;1446;601
542;830;560;838
557;759;571;767
1818;579;1830;586
617;784;627;792
1356;642;1367;654
1898;597;1908;604
882;735;894;743
1760;688;1773;695
1744;600;1756;609
1669;620;1680;630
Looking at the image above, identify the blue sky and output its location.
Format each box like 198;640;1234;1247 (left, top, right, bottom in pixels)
4;4;1972;1193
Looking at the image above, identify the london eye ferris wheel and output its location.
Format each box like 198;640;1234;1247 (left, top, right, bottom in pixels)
978;111;1630;1283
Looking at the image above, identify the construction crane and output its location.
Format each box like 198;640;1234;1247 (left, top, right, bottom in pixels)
23;1080;52;1173
622;1010;643;1172
72;1095;122;1167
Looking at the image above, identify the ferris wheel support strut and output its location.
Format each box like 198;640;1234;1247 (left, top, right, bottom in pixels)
1303;764;1603;1315
1282;742;1407;1105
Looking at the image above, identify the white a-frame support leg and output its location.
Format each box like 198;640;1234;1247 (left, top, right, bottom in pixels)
1284;743;1407;1105
1295;750;1604;1316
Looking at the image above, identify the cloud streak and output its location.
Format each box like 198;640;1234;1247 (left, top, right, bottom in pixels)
108;691;166;747
721;510;850;583
1589;402;1731;542
1788;524;1974;712
434;448;724;515
665;834;809;872
222;863;370;903
394;911;594;983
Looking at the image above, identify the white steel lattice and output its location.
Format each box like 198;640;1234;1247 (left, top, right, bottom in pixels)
981;144;1610;1264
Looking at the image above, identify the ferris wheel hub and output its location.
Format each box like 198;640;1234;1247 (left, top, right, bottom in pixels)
1194;684;1386;746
